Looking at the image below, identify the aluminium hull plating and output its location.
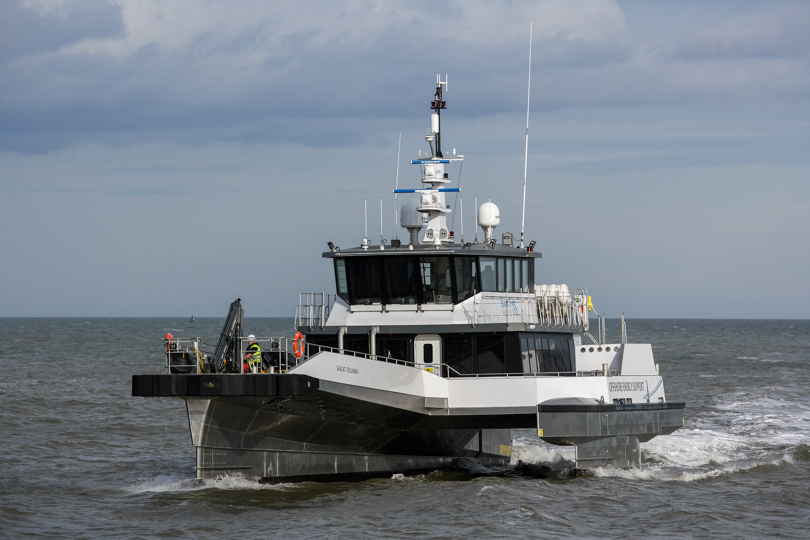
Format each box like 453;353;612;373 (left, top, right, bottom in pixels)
131;374;513;481
187;392;513;481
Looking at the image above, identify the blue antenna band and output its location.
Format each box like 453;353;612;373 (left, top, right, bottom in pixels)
394;188;460;193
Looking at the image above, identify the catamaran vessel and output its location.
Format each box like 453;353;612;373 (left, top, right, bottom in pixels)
133;77;685;482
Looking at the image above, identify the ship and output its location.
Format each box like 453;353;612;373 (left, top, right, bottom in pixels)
133;77;685;482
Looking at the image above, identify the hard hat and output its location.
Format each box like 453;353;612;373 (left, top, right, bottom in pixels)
248;334;256;341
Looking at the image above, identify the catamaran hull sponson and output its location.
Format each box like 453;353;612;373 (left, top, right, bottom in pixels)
133;372;684;480
189;396;513;481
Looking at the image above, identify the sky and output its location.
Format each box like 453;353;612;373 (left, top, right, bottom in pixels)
1;0;808;318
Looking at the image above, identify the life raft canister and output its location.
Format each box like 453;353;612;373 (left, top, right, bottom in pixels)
293;332;305;358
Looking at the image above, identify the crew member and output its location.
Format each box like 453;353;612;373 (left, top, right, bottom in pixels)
243;334;261;373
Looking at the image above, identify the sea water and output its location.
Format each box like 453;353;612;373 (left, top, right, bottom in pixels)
1;318;808;539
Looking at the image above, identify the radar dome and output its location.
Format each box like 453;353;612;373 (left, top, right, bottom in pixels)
401;198;426;246
478;202;500;242
400;198;423;228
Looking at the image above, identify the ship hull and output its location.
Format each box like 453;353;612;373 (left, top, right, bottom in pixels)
133;365;684;480
183;390;513;481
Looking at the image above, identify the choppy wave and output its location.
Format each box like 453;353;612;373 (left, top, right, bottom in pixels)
126;474;300;494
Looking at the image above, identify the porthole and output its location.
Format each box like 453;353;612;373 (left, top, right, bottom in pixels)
606;346;611;352
588;347;594;352
580;347;586;353
597;347;603;352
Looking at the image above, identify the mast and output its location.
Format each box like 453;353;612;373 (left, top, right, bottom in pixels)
394;76;461;246
431;75;447;157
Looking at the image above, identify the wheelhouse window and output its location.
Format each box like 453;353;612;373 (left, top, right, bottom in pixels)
419;257;452;304
480;257;496;291
336;254;528;306
506;259;515;292
476;257;533;294
521;259;530;293
454;256;478;302
334;259;349;303
347;258;382;305
385;257;418;305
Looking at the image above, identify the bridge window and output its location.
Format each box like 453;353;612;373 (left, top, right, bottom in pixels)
521;259;530;292
497;258;506;291
507;259;517;292
419;257;452;304
477;257;533;294
454;256;478;302
385;257;419;304
347;258;382;305
334;259;349;303
480;257;496;291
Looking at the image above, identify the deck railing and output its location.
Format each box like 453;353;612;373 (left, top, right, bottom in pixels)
466;288;589;331
295;292;335;330
164;335;615;378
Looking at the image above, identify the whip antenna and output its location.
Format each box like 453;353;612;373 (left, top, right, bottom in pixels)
520;22;532;249
392;132;401;239
474;195;479;243
460;197;464;243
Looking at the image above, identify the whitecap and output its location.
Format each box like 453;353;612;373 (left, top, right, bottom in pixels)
125;474;298;493
510;436;573;465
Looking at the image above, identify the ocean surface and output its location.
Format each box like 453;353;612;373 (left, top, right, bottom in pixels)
1;318;808;539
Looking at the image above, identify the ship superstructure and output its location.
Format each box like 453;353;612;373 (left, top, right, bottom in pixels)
133;77;684;482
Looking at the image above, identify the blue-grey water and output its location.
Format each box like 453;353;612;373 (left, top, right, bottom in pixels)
1;318;808;539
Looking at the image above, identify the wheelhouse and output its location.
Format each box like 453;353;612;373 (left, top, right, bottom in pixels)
332;251;536;308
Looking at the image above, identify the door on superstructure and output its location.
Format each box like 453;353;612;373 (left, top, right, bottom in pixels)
414;334;442;375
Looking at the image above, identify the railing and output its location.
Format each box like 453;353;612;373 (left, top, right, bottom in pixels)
236;335;306;373
164;335;308;374
165;337;205;374
535;287;589;331
466;288;589;331
468;291;538;326
295;292;335;330
164;335;618;379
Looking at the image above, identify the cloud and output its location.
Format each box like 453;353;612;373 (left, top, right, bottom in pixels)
672;4;810;60
0;0;124;62
1;0;808;154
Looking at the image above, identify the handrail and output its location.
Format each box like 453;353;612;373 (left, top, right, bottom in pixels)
164;335;612;379
296;292;335;330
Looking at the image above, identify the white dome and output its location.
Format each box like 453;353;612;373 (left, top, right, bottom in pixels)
478;202;500;228
400;198;423;228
